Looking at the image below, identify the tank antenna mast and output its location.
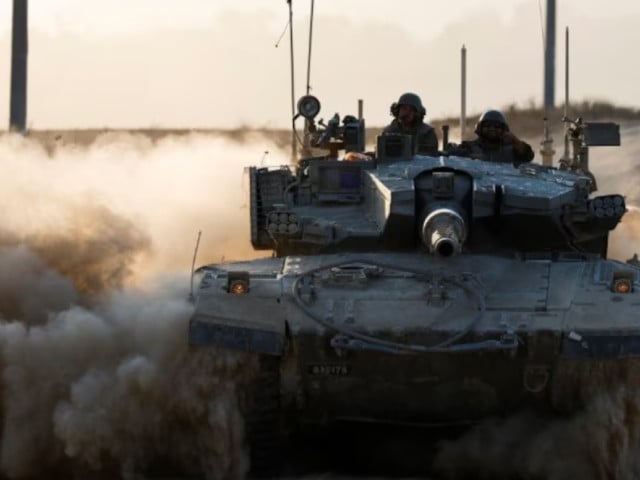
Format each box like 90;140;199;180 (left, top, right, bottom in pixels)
288;0;297;163
303;0;316;153
305;0;315;97
562;26;570;161
460;44;467;141
540;0;556;166
188;230;202;302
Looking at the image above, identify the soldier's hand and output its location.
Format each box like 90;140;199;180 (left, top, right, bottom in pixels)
502;131;515;144
506;132;528;154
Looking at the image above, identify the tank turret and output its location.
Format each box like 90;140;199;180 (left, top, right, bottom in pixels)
249;99;625;259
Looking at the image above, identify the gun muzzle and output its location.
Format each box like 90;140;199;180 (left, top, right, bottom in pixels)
420;208;467;257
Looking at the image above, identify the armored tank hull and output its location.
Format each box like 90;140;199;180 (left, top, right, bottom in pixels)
188;102;634;474
189;251;640;472
190;250;640;415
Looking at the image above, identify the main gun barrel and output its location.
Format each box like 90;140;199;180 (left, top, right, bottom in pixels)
420;208;467;257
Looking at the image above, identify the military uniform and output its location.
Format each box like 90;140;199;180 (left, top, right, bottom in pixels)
382;119;439;156
447;109;534;166
448;138;534;166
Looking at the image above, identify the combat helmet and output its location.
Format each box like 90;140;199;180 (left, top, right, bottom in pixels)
392;92;426;117
475;109;509;134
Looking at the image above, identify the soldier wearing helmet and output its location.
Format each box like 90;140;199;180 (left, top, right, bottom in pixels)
382;93;439;156
448;109;534;166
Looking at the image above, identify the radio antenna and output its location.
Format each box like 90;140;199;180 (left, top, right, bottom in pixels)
288;0;297;163
306;0;315;96
562;26;570;161
302;0;316;153
188;230;202;302
539;0;556;166
460;44;467;141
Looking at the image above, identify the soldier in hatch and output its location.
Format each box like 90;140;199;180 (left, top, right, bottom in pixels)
382;92;439;156
448;109;534;166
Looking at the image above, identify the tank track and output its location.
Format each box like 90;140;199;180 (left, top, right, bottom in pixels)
246;355;283;477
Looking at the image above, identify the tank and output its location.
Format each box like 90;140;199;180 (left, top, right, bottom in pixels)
188;96;640;475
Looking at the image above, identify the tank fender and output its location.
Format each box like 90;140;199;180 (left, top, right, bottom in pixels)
189;314;285;356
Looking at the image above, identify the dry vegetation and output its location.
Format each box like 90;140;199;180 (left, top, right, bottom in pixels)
3;101;640;154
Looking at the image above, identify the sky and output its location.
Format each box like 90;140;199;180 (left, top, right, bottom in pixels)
1;0;640;129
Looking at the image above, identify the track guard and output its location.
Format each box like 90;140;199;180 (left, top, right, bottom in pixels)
189;315;285;356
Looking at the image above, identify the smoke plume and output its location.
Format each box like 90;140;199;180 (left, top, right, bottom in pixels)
0;131;285;478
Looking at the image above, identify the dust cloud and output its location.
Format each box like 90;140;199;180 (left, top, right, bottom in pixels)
434;387;640;479
0;124;638;480
0;131;287;285
0;131;285;478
